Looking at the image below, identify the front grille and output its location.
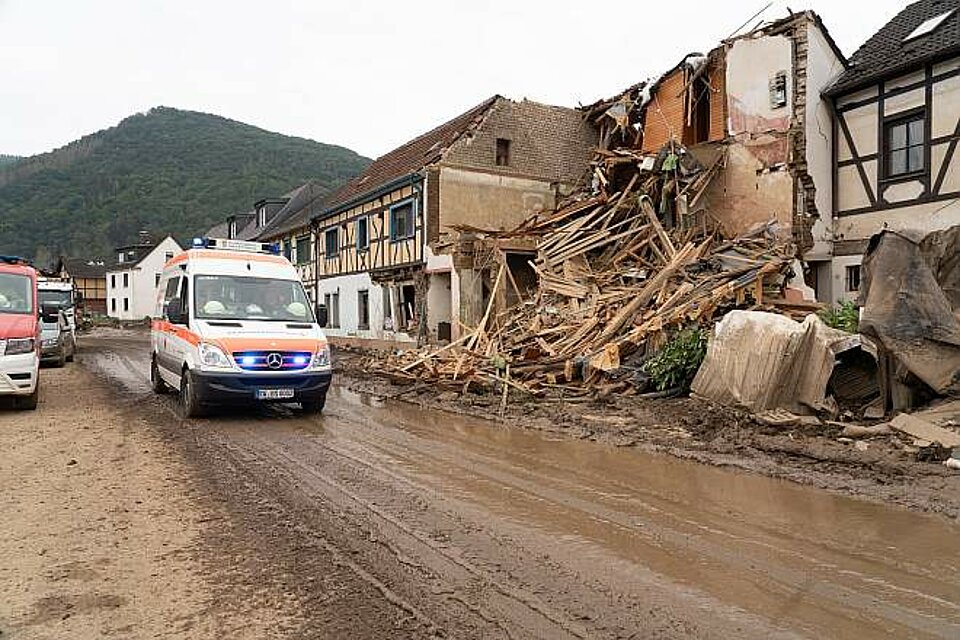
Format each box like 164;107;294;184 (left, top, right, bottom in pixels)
9;373;32;381
232;351;312;372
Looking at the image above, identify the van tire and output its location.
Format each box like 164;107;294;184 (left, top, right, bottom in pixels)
151;355;168;394
179;369;205;418
55;348;66;368
302;396;326;414
19;384;39;411
66;337;76;362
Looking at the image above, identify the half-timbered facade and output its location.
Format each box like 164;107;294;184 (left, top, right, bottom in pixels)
312;96;598;346
828;0;960;302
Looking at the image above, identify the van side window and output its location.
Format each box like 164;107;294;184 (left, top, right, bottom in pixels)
163;276;181;318
181;278;190;318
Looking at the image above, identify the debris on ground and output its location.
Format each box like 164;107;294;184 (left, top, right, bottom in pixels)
372;144;804;398
691;310;878;417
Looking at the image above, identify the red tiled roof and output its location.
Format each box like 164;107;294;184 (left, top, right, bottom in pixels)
322;96;500;212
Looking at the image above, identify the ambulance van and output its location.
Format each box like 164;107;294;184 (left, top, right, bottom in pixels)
151;238;332;417
0;256;41;410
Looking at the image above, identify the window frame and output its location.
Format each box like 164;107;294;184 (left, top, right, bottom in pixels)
296;234;312;266
324;228;339;259
882;108;927;182
357;289;370;330
845;264;862;293
496;138;511;167
356;216;370;252
389;200;416;243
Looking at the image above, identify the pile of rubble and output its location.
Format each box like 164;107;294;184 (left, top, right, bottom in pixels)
371;144;806;398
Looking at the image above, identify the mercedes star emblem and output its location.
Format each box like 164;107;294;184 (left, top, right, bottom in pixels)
266;352;283;369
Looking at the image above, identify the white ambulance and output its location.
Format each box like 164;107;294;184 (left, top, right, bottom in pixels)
151;238;331;417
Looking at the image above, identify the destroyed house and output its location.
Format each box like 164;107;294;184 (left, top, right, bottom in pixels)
826;0;960;303
309;95;598;346
594;12;846;303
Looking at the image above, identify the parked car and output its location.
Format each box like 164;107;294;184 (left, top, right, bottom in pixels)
40;307;76;367
0;256;40;409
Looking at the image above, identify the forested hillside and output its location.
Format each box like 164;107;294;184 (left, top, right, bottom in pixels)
0;155;21;168
0;107;369;264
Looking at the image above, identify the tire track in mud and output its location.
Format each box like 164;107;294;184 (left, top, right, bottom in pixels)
79;332;960;640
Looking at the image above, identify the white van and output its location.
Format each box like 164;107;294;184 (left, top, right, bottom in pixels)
151;238;332;417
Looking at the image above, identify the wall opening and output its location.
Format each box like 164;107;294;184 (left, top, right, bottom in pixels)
496;138;512;167
505;252;537;308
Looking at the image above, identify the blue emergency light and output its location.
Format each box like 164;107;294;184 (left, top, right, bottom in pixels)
191;238;280;255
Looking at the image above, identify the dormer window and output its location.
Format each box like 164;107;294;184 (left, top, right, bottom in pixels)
117;252;124;264
228;220;237;239
257;207;267;227
904;9;955;41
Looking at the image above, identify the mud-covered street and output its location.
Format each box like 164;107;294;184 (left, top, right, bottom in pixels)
1;329;959;639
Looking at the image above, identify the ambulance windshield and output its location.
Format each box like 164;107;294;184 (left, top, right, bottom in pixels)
0;273;33;314
194;275;314;322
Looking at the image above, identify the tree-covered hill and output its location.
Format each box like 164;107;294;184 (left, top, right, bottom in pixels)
0;154;21;168
0;107;370;265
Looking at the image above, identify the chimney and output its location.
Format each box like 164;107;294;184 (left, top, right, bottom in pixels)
138;230;153;246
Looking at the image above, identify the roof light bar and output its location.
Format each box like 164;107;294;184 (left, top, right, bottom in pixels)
192;237;280;255
0;255;31;266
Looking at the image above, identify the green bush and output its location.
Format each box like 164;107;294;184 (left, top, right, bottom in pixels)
818;300;859;333
642;327;708;392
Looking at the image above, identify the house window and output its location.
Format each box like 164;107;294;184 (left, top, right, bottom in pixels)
123;298;129;312
496;138;511;166
324;228;339;258
390;201;415;242
846;265;862;293
257;207;266;227
885;112;925;178
324;292;340;328
296;235;312;265
282;240;292;261
228;220;237;239
165;251;174;262
117;252;124;264
155;273;161;287
123;273;129;288
110;274;116;288
111;298;116;312
769;72;788;109
358;290;370;330
356;217;369;251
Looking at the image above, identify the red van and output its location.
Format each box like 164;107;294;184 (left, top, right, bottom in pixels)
0;257;40;409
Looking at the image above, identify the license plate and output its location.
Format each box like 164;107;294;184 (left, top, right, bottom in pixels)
256;388;295;400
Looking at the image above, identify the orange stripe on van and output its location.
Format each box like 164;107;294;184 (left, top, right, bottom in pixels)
211;337;326;354
152;320;202;346
165;250;289;269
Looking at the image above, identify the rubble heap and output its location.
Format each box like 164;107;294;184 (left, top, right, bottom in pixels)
374;145;801;397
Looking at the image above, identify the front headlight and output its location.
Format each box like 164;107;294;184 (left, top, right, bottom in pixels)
198;343;233;370
6;338;35;355
42;338;58;347
312;345;331;369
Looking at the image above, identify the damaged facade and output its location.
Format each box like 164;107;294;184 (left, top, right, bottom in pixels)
827;0;960;303
310;96;598;347
593;12;846;302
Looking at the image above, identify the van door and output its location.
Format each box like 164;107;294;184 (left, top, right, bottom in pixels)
157;275;184;377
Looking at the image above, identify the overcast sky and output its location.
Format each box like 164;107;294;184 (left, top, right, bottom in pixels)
1;0;908;160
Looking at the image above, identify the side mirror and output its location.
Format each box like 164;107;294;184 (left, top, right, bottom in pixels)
316;303;328;328
167;298;186;325
41;304;60;323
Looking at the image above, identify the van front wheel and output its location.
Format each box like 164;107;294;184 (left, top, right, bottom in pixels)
179;370;205;418
151;356;168;394
302;396;326;415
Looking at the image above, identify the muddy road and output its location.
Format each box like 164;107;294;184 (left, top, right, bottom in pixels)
62;330;960;638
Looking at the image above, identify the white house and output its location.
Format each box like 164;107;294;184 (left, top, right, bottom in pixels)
106;234;182;321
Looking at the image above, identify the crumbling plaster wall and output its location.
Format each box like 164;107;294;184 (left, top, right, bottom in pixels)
437;167;556;232
698;33;795;239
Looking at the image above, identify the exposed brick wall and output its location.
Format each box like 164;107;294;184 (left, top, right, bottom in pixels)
441;99;598;185
426;166;440;244
641;57;727;153
641;70;687;153
708;58;728;141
